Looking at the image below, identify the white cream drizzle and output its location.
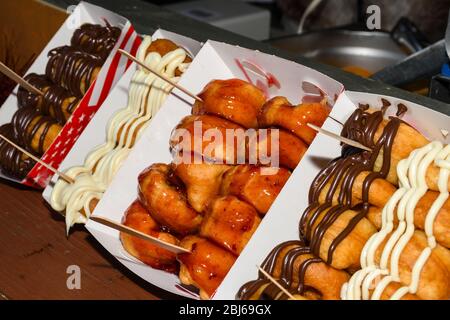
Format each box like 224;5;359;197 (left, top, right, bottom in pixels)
342;142;450;300
50;35;191;232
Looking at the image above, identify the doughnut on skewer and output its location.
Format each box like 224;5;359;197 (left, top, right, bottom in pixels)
366;194;450;249
342;106;448;191
301;206;377;270
145;39;192;76
71;23;121;60
174;162;230;213
258;96;331;145
370;230;450;300
200;195;261;255
221;164;291;214
192;79;266;128
253;128;307;171
120;200;179;273
0;123;35;179
46;46;103;97
312;163;450;250
11;107;62;155
178;235;237;300
111;39;193;150
170;114;244;165
171;115;307;170
18;73;79;124
314;168;397;209
138;163;202;235
238;240;349;300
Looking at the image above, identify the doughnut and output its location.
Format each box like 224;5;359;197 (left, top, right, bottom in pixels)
71;23;121;60
238;240;349;300
178;235;237;299
253;128;307;171
258;96;331;145
46;45;103;97
0;123;35;179
200;195;261;255
11;107;61;155
173;162;230;213
192;79;266;128
138;163;202;235
18;73;79;124
220;164;291;214
120;200;179;273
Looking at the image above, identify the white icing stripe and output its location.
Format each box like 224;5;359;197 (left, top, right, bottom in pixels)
342;141;449;300
340;282;348;300
50;35;190;230
425;146;450;247
390;286;408;300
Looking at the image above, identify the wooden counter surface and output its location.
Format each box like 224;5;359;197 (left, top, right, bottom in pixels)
0;180;177;300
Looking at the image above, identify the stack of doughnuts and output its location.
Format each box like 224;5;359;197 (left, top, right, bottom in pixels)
0;23;121;180
50;36;193;231
118;78;332;299
238;102;450;300
45;45;103;98
18;73;79;124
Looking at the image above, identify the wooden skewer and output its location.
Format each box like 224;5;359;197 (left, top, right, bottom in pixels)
257;266;302;300
0;134;74;184
118;49;203;103
90;215;191;254
0;61;44;96
307;123;372;152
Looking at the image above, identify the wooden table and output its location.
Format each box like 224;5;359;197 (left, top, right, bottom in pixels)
0;180;177;300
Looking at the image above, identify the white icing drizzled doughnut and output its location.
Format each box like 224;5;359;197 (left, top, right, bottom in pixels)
342;142;450;300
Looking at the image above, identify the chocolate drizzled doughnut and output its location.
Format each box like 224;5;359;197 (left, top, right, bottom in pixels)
0;123;35;179
238;240;323;300
17;73;52;110
46;46;102;97
299;104;403;265
11;107;62;155
71;23;121;60
18;73;79;124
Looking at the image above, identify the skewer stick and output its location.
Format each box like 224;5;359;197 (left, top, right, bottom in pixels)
0;134;74;184
118;49;203;103
307;123;372;152
90;215;191;254
0;61;44;96
257;266;302;300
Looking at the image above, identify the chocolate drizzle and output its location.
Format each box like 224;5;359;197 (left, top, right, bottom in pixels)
396;103;408;117
71;23;121;60
18;73;79;124
0;23;120;180
238;103;409;300
46;46;102;97
237;240;322;300
11;107;58;155
300;104;403;264
0;124;35;179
